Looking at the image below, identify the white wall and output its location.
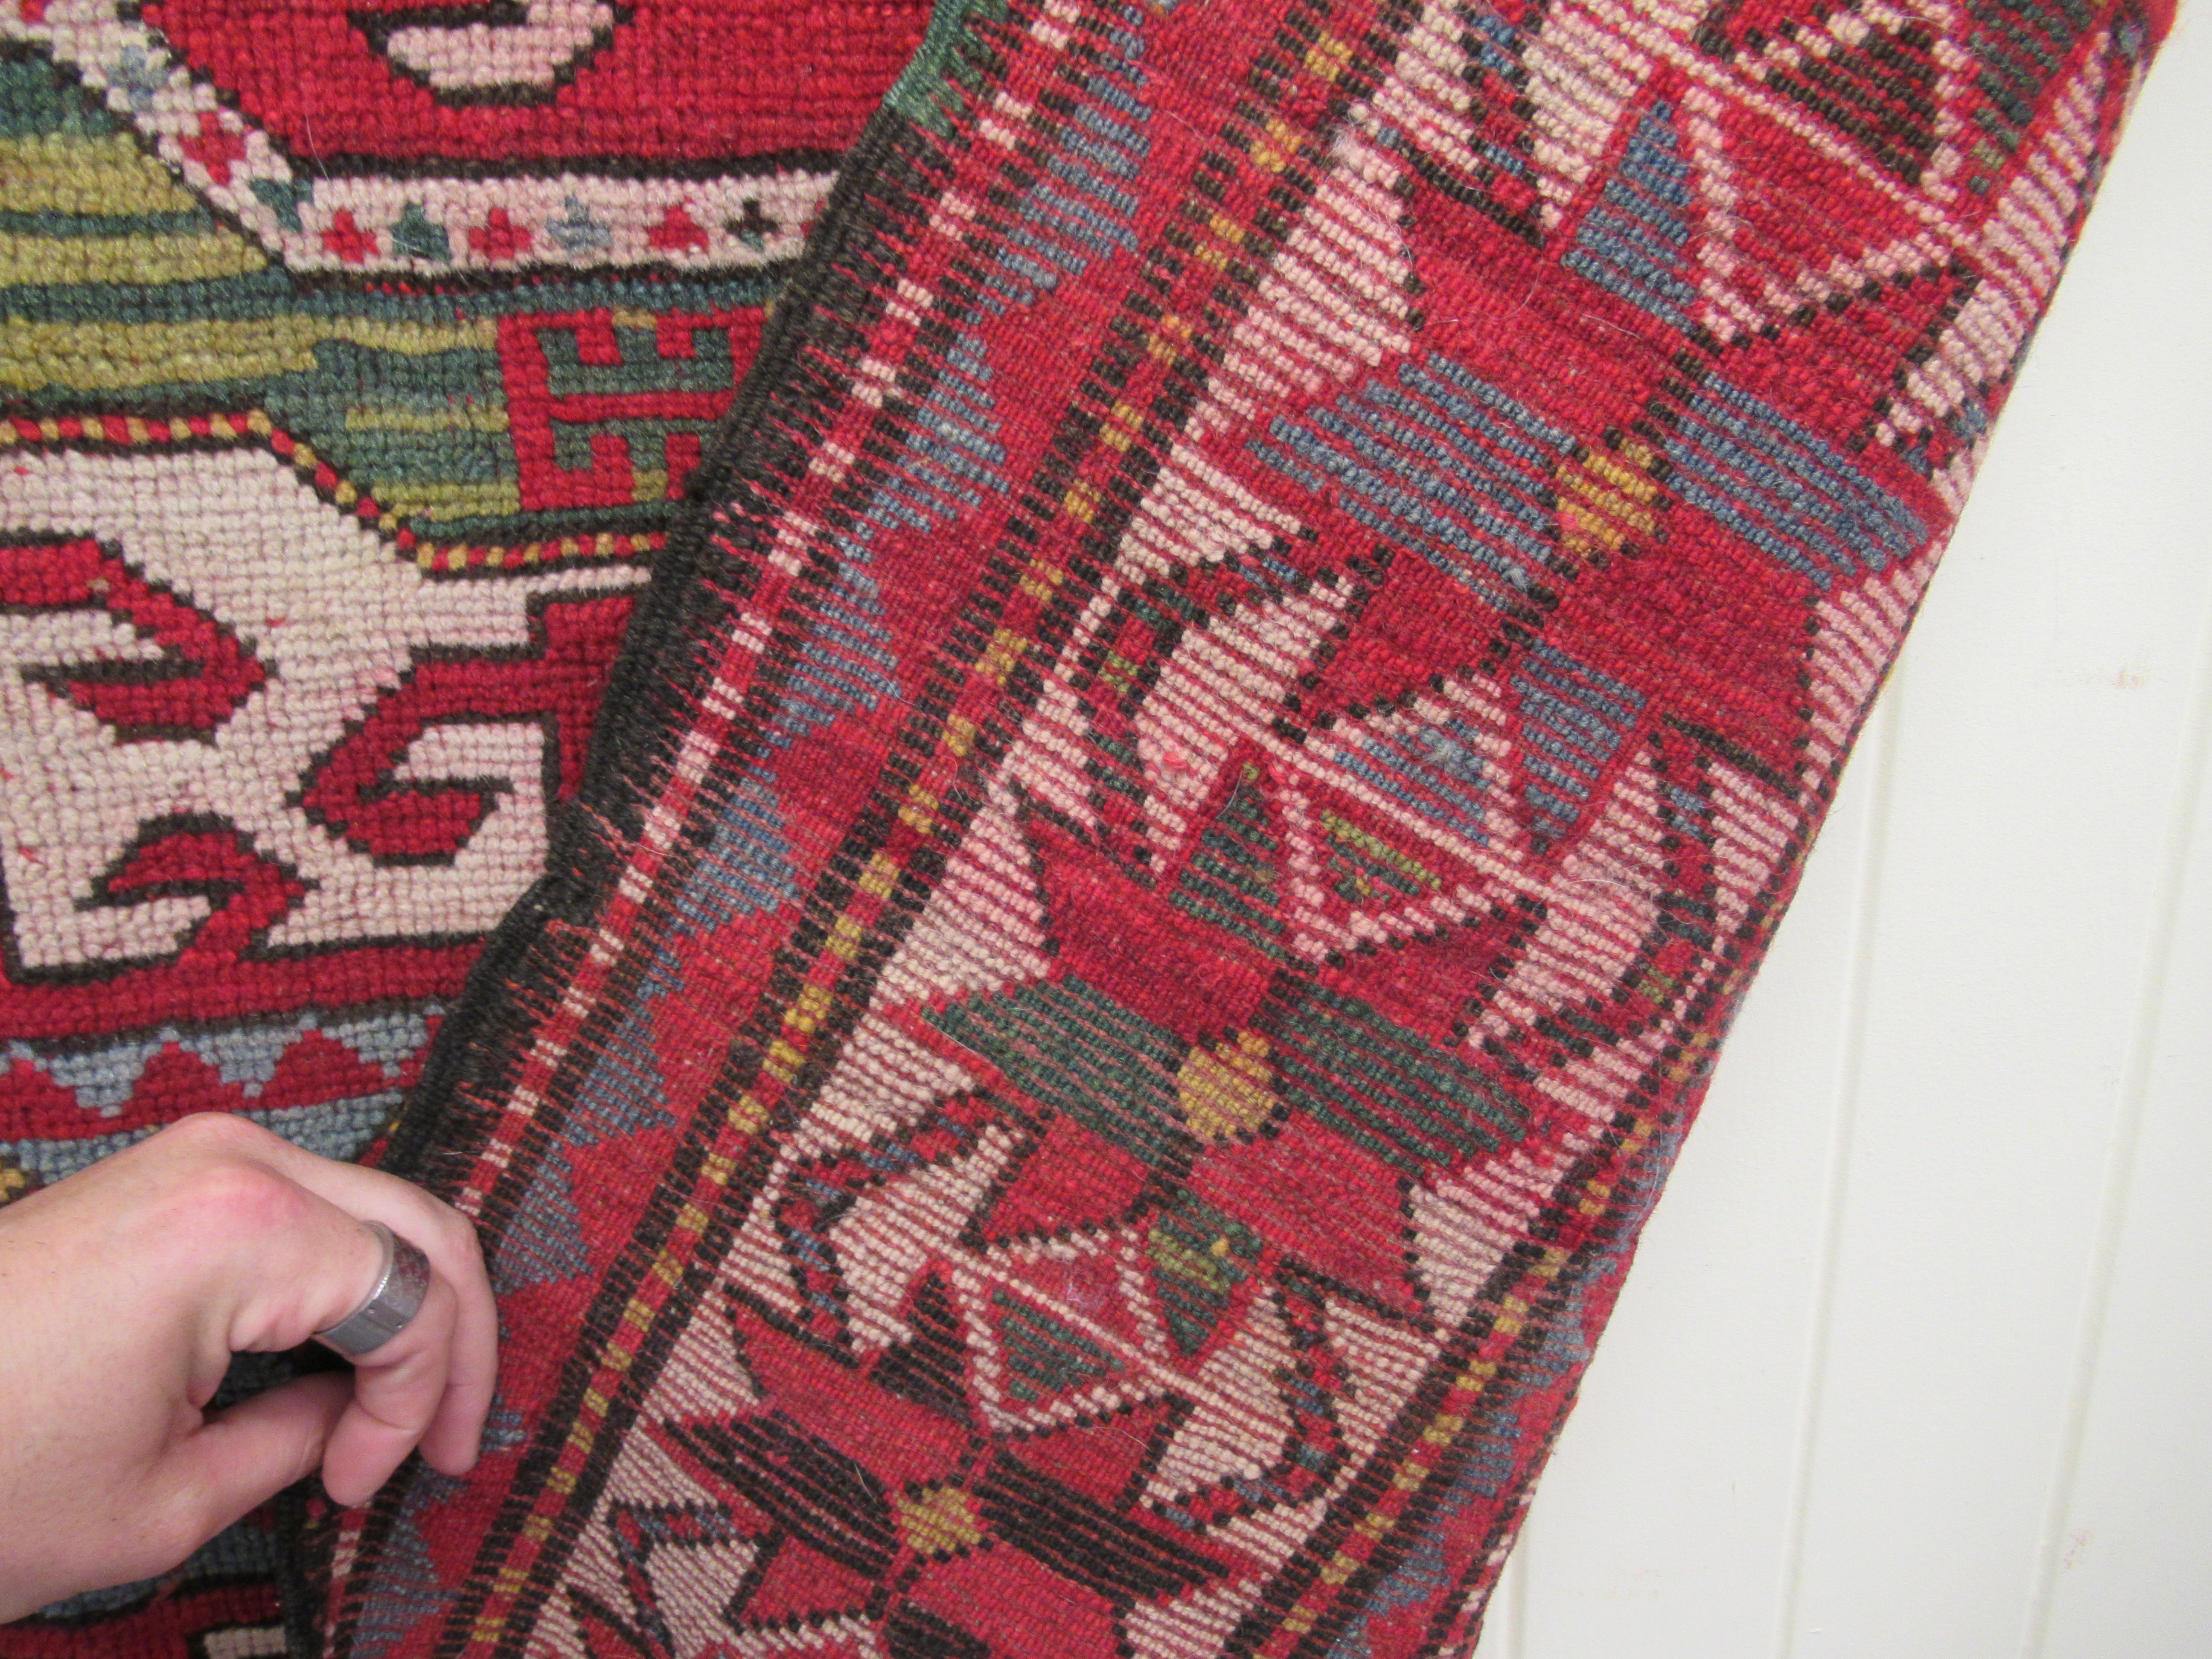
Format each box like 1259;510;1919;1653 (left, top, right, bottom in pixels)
1474;12;2212;1658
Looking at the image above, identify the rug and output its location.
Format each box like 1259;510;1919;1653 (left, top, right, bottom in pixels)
0;1;927;1651
284;0;2174;1656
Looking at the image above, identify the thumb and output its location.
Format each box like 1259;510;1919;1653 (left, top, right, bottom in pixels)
163;1371;354;1542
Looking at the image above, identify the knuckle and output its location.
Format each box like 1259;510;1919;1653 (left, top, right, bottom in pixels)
165;1158;309;1240
404;1198;477;1264
157;1111;264;1159
439;1208;482;1259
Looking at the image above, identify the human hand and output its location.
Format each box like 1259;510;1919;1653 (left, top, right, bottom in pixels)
0;1113;497;1622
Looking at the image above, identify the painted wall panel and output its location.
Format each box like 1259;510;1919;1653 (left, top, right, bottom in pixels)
2037;678;2212;1654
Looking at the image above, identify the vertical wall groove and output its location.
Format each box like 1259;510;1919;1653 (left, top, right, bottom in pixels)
1772;695;1903;1659
2021;584;2212;1658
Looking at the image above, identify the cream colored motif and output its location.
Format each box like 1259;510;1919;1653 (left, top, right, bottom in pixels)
0;443;644;970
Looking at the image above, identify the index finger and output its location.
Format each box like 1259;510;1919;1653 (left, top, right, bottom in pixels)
219;1122;500;1484
315;1228;464;1508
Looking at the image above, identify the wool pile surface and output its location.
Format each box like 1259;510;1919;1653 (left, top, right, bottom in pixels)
285;0;2172;1656
0;1;926;1652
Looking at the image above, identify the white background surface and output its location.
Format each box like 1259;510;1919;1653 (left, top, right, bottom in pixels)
1472;10;2212;1657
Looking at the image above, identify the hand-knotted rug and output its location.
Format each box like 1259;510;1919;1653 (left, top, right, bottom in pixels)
281;0;2174;1656
0;1;926;1652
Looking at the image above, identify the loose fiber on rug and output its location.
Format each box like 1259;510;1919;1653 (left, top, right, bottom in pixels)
278;0;2176;1656
0;1;928;1652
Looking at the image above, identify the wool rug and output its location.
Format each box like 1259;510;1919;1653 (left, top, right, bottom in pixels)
281;0;2174;1656
0;1;927;1652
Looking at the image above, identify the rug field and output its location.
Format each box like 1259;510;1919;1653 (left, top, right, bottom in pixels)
0;1;925;1650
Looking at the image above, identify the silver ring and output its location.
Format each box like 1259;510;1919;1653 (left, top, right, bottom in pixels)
314;1220;432;1358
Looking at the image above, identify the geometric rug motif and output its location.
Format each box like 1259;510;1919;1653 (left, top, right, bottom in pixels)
0;0;928;1650
300;0;2167;1656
